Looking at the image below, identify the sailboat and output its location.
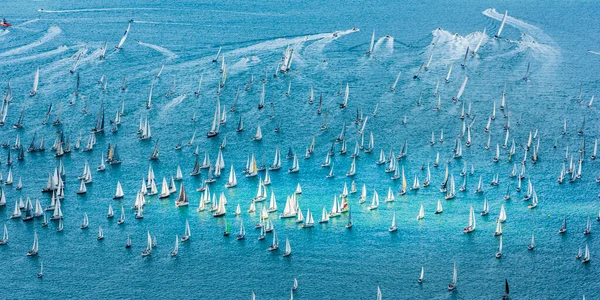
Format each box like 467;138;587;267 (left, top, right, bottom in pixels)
80;213;89;229
418;266;424;283
97;226;104;240
237;220;246;240
302;209;314;228
225;165;237;188
388;212;398;232
115;23;131;49
283;237;292;257
495;10;508;38
0;224;8;245
181;220;191;242
37;262;43;278
30;67;39;96
288;153;300;173
495;236;503;258
448;263;457;291
368;189;380;210
170;235;179;257
340;84;349;109
463;206;476;233
268;230;279;251
528;233;535;250
141;232;152;257
27;231;39;256
582;244;590;263
207;98;221;138
584;216;592;235
366;30;375;55
417;204;425;220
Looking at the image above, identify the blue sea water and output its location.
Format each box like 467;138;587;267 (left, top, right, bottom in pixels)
1;0;599;298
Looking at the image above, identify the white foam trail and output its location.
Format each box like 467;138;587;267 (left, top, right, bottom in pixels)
37;7;163;13
138;41;178;60
14;19;40;27
162;94;188;112
132;20;196;26
226;28;357;57
386;36;394;54
0;25;62;57
0;30;9;38
482;8;553;44
0;46;69;65
588;50;600;55
428;28;481;62
302;30;351;54
373;37;386;54
229;56;261;75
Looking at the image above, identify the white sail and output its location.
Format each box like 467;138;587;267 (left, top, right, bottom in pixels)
495;10;508;38
116;23;131;49
30;67;39;96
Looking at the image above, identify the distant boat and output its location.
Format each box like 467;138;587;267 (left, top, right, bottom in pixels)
171;235;179;257
181;219;191;242
448;263;457;291
495;10;508;38
115;23;131;49
141;232;152;257
388;212;397;232
283;237;292;257
27;231;39;256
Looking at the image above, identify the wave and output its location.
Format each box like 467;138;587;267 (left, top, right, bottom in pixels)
137;41;178;60
0;25;62;57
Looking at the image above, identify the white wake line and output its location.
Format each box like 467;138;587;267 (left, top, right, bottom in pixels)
225;28;358;57
0;25;62;57
482;8;554;45
0;46;69;65
37;7;166;13
588;50;600;55
137;41;178;60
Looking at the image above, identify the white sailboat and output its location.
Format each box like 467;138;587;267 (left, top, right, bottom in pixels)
115;23;131;49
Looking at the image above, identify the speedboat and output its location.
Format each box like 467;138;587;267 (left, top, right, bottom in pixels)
0;18;11;27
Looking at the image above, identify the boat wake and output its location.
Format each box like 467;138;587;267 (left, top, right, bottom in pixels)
0;25;62;57
373;36;395;55
137;41;178;60
428;28;483;62
162;94;188;112
226;28;357;58
587;50;600;55
482;8;554;45
229;56;261;75
0;45;69;65
37;7;163;14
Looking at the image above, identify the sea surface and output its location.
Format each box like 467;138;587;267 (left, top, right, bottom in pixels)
1;0;599;299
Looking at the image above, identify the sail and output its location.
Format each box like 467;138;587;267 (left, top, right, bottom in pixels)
116;23;131;49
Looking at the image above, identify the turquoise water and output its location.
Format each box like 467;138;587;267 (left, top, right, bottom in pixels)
1;1;599;298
